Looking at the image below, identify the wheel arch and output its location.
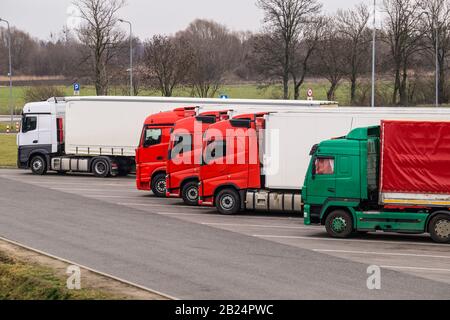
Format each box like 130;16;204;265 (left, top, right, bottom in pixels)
320;204;357;226
425;210;450;232
151;169;167;181
180;176;199;191
28;151;50;168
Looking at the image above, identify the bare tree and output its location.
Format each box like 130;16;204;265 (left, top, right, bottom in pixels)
419;0;450;103
257;0;322;99
382;0;424;105
74;0;126;95
178;19;241;98
290;16;326;100
314;18;347;101
336;4;371;104
143;35;193;97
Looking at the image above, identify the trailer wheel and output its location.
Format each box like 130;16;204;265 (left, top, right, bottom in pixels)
429;214;450;243
182;181;199;206
92;158;110;178
151;173;167;198
30;155;47;175
325;210;354;238
216;188;241;215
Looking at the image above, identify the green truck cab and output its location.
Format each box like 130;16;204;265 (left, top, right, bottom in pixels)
302;124;450;243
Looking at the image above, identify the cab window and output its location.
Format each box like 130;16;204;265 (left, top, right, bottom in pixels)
143;128;162;147
22;116;37;133
173;134;192;152
204;140;226;165
315;157;335;175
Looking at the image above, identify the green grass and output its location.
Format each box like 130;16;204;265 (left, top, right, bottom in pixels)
0;134;17;167
0;251;118;300
0;82;354;115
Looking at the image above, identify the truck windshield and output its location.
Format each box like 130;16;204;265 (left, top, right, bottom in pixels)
143;128;162;147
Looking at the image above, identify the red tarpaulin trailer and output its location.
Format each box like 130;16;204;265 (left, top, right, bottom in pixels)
380;120;450;195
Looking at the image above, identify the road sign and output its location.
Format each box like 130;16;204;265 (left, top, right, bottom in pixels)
307;88;314;101
219;94;229;99
73;83;80;96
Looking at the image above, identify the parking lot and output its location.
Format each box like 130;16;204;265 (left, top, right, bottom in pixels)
0;169;449;299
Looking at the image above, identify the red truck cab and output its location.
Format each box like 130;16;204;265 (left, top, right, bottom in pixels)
198;113;266;214
136;107;197;197
166;110;230;205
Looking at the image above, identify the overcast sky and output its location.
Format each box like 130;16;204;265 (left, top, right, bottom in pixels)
1;0;366;40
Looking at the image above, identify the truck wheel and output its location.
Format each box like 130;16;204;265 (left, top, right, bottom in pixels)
151;173;167;198
92;158;110;178
216;189;241;215
30;155;47;175
429;214;450;243
182;181;199;206
325;210;354;238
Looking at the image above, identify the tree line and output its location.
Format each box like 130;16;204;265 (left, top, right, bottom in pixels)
1;0;450;106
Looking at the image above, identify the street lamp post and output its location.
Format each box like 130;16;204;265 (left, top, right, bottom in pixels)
0;18;13;126
119;19;133;96
371;0;376;108
435;13;439;107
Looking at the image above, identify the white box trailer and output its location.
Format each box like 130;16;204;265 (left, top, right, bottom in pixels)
263;107;450;190
17;96;336;177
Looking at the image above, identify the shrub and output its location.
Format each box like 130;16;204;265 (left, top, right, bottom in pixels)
23;86;65;103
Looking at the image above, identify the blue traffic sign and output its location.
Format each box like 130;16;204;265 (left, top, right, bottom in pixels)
219;94;229;99
74;83;80;91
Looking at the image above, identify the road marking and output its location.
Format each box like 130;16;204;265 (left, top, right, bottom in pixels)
49;188;141;193
313;249;450;259
381;265;450;273
30;181;135;187
117;202;213;210
202;222;320;230
253;234;450;247
0;235;177;300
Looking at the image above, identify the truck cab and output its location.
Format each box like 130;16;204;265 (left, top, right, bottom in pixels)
166;110;230;205
303;124;450;243
303;126;380;226
135;107;197;197
17;98;66;174
198;113;266;214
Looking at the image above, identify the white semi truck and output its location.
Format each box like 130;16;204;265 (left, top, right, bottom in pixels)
17;96;336;177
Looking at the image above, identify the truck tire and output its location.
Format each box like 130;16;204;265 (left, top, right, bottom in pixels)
30;155;47;175
182;181;199;206
216;188;241;215
151;173;167;198
325;210;354;238
92;158;110;178
429;214;450;243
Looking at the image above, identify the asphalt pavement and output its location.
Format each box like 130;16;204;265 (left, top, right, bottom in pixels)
0;169;449;299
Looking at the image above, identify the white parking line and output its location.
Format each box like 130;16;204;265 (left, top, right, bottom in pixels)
313;249;450;259
50;188;141;193
381;265;450;273
31;181;135;187
117;203;212;210
202;222;320;230
253;234;450;247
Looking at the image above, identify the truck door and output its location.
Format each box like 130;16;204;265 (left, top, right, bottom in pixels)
140;126;171;165
19;114;39;146
306;156;336;202
335;155;360;199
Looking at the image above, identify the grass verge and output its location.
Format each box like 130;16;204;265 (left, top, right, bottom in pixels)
0;134;17;168
0;240;167;300
0;250;117;300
